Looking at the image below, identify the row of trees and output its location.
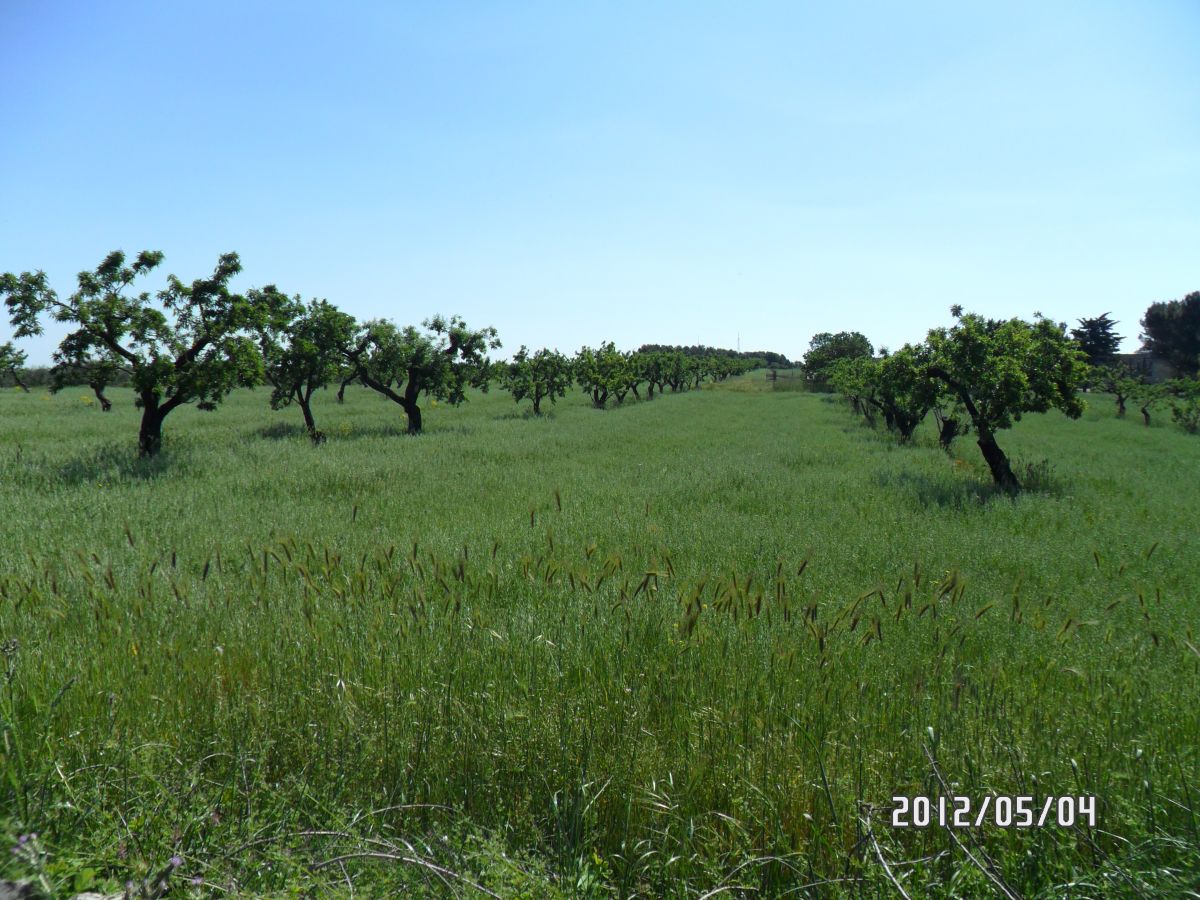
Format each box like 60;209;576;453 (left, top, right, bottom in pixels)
1093;365;1200;433
500;344;756;414
2;250;766;456
637;343;793;369
1;250;501;455
805;294;1199;389
826;308;1088;491
826;308;1200;491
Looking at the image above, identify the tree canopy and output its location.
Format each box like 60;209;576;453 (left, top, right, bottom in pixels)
344;315;499;434
2;250;277;455
257;294;358;443
925;310;1088;490
1141;291;1200;375
1071;312;1122;367
0;342;29;392
500;346;573;415
803;331;873;384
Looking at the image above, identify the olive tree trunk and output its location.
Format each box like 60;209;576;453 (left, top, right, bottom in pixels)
976;426;1019;491
91;382;112;412
138;395;167;457
356;370;423;433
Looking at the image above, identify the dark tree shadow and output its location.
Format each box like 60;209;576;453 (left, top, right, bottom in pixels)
58;442;176;485
875;469;1000;509
258;421;306;440
256;420;413;441
874;457;1066;509
495;407;557;421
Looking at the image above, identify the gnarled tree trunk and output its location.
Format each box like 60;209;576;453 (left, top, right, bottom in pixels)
976;426;1019;491
934;410;961;452
91;382;112;412
138;394;167;457
928;367;1020;491
297;389;325;444
356;370;423;433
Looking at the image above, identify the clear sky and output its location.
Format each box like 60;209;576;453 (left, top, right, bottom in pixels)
3;1;1197;364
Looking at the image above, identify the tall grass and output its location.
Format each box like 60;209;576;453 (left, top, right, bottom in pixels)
0;378;1197;895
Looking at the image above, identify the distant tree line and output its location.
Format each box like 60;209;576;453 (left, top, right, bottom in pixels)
637;344;793;368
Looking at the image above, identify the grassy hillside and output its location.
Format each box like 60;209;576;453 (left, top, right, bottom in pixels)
0;377;1197;896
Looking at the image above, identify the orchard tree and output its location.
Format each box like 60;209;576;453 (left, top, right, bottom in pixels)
664;351;690;392
574;342;629;408
0;342;29;391
1169;378;1200;434
256;294;357;443
1094;364;1139;418
828;356;878;421
1141;291;1200;375
874;345;938;442
1131;381;1166;427
635;351;667;398
803;331;873;385
829;345;949;445
1071;313;1123;367
49;332;120;410
344;315;499;434
501;346;573;414
335;365;360;403
615;350;645;403
2;250;275;456
924;310;1088;491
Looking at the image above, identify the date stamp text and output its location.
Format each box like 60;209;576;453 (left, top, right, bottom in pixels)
892;795;1096;829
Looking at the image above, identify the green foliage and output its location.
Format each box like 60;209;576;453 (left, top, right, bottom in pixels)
1;250;277;454
1140;290;1200;375
828;349;936;441
802;331;873;383
1071;312;1123;366
827;355;878;418
499;346;573;414
346;315;500;433
1093;363;1140;417
926;311;1087;431
662;349;690;392
1168;377;1200;434
874;344;939;441
573;341;630;408
256;294;357;440
48;328;120;403
1130;380;1167;426
637;342;791;368
635;350;668;397
0;341;28;391
925;310;1088;488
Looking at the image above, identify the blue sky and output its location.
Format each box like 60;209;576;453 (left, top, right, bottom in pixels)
3;1;1197;364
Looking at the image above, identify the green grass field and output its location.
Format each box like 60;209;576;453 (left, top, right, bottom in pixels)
1;376;1197;897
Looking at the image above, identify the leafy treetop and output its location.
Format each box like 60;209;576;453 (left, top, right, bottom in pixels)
345;315;500;433
803;331;873;382
1071;312;1123;367
924;309;1088;489
1141;291;1200;375
2;250;278;454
